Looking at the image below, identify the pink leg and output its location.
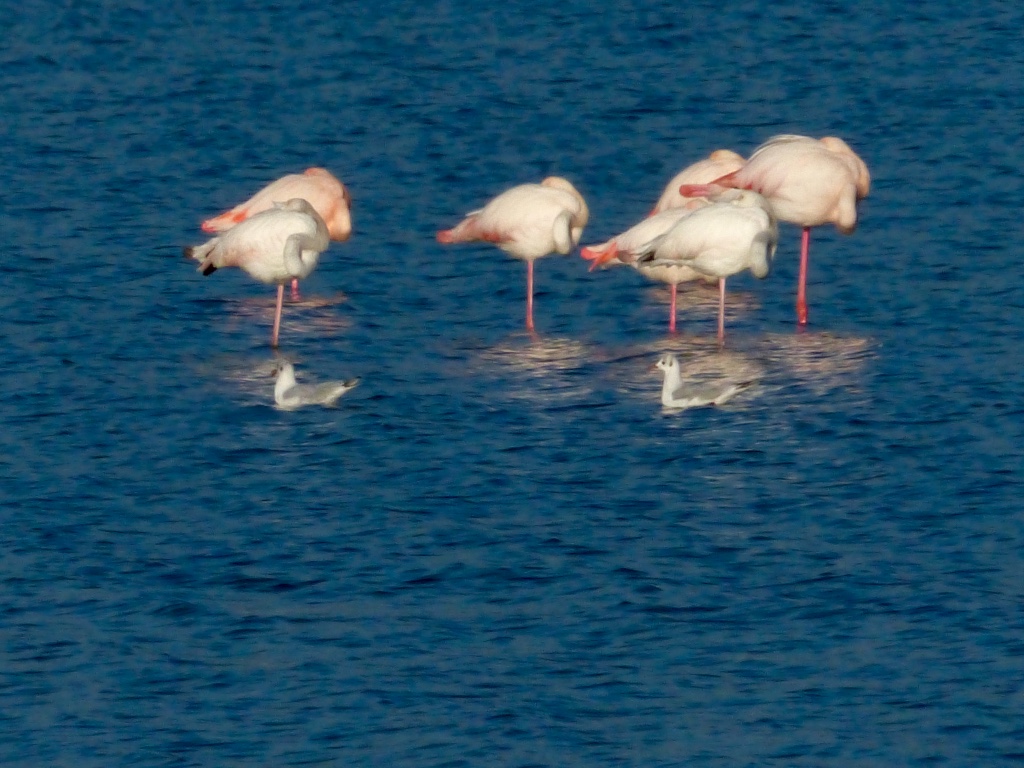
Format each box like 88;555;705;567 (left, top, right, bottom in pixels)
291;278;300;301
669;283;677;333
718;277;726;345
797;227;810;325
272;284;284;348
526;260;535;331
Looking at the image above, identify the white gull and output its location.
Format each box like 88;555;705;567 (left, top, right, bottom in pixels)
273;361;359;409
654;353;752;409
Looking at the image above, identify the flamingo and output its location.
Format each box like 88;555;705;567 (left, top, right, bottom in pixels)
436;177;589;331
581;206;713;332
679;135;870;324
201;167;352;298
651;149;745;214
185;198;329;348
632;189;778;343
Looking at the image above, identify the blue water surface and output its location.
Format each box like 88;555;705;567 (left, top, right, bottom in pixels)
2;1;1023;766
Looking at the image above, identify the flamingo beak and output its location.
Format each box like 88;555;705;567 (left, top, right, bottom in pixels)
580;243;619;272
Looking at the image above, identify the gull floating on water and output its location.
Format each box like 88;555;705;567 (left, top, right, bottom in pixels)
654;353;752;409
273;361;359;409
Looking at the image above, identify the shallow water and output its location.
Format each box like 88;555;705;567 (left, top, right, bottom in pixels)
3;1;1024;766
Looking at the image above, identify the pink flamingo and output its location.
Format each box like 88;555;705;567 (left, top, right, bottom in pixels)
632;189;777;343
680;135;870;324
436;177;589;331
581;206;712;332
185;198;329;348
201;167;352;298
651;149;745;214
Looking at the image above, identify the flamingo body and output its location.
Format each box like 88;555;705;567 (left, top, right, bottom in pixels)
636;190;778;341
581;206;710;332
185;198;329;347
201;167;351;299
680;135;869;324
713;135;869;232
436;177;588;330
644;191;777;281
652;149;745;214
581;206;702;270
202;167;352;242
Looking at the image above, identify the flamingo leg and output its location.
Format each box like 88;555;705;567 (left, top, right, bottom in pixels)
526;260;535;331
272;284;284;348
718;277;726;345
669;283;677;333
797;227;810;325
291;278;300;301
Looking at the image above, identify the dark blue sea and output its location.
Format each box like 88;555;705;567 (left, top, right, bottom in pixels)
3;1;1023;765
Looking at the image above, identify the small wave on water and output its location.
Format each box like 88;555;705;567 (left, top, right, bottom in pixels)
193;291;354;344
477;333;598;407
762;331;875;395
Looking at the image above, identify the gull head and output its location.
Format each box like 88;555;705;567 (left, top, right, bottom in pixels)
654;353;679;373
270;361;298;389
